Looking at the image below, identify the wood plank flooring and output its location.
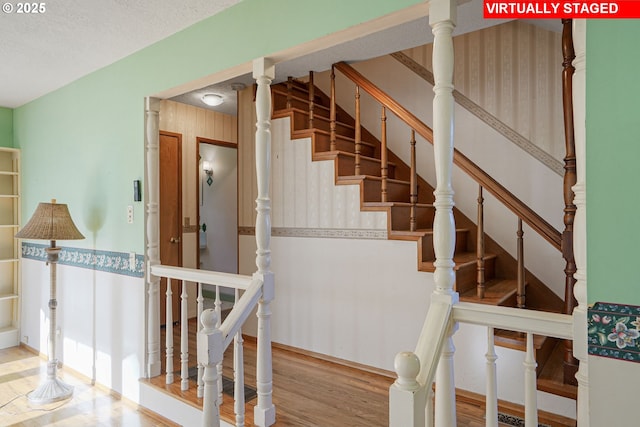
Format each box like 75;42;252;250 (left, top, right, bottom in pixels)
0;345;178;426
146;318;576;427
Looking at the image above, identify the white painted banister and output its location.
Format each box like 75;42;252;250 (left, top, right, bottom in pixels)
181;281;189;390
214;285;223;403
485;328;498;427
524;333;538;427
571;18;589;427
165;279;174;384
430;1;457;425
253;56;277;427
197;283;204;398
234;288;246;427
199;309;223;427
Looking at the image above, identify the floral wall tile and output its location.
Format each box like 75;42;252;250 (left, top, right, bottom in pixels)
22;242;144;278
588;302;640;363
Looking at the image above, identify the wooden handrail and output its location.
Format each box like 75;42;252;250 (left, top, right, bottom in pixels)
334;61;562;251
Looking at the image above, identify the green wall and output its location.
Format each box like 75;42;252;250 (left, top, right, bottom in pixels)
587;21;640;305
0;107;12;148
13;0;421;254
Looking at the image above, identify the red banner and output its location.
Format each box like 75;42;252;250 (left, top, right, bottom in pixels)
484;1;640;18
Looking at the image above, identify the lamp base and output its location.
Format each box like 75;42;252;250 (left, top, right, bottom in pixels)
28;377;73;404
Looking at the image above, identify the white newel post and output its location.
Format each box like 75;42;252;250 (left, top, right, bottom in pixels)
571;19;589;427
199;309;223;427
145;96;161;378
389;352;427;426
430;1;458;426
253;57;277;427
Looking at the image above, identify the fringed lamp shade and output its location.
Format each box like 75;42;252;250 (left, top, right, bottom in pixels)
16;201;84;241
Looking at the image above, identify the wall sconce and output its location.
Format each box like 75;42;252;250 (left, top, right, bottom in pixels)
203;161;213;186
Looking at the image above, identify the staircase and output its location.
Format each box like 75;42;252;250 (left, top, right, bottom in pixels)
271;64;576;399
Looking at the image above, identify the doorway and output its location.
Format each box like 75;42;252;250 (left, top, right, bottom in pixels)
159;130;182;325
196;137;238;274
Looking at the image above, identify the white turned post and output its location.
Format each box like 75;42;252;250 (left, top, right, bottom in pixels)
389;352;426;427
524;333;538;427
215;285;223;403
253;56;276;427
197;282;204;397
430;1;458;426
181;281;189;390
199;309;223;427
485;328;498;427
234;289;246;427
425;388;434;427
166;279;174;384
571;19;589;427
145;97;162;378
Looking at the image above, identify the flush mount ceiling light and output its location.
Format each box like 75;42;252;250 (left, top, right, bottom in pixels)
201;93;223;106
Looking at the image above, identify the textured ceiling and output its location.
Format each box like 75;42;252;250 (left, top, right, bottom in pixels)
0;0;242;108
0;0;559;113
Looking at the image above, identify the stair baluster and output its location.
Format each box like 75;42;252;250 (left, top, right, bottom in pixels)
214;285;223;402
561;18;579;386
355;86;362;176
409;130;417;232
234;288;246;427
517;219;525;308
181;281;189;390
330;66;337;151
476;186;485;299
524;333;539;427
308;71;315;129
166;278;174;384
285;77;293;110
380;106;388;203
485;327;498;427
197;282;204;397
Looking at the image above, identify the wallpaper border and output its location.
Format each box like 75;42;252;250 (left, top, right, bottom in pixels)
22;242;145;278
588;302;640;364
238;226;387;240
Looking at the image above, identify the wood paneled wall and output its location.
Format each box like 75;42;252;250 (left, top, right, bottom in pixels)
403;21;564;161
159;99;237;270
237;87;258;228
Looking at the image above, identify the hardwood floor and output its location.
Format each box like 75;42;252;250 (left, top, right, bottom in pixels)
146;318;576;427
0;345;178;426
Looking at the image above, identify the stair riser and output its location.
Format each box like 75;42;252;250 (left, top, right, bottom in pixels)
362;180;410;203
391;206;435;231
313;133;376;158
455;257;496;295
273;93;330;118
273;85;318;104
298;114;354;137
336;155;396;179
420;230;468;262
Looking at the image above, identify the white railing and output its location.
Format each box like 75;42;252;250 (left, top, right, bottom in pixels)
151;264;270;427
390;300;575;427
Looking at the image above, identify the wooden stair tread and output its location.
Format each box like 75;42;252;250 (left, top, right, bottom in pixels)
459;279;519;306
494;330;549;350
306;128;377;149
537;342;578;400
363;201;433;209
314;150;398;168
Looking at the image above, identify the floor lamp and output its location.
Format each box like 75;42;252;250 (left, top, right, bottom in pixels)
16;199;84;404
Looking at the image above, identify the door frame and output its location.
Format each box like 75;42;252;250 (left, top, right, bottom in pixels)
195;136;239;272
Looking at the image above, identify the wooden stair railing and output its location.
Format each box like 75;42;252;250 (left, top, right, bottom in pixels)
561;18;579;386
332;61;562;252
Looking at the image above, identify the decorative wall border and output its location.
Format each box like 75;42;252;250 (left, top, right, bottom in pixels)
22;242;145;278
391;52;564;176
588;302;640;363
238;226;387;240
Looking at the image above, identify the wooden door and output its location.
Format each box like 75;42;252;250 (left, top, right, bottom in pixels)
159;131;182;326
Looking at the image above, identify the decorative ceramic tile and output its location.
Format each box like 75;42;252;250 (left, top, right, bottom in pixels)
22;242;144;278
497;413;550;427
588;302;640;363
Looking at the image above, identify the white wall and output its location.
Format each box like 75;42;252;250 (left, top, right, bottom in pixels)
199;143;238;273
21;260;145;402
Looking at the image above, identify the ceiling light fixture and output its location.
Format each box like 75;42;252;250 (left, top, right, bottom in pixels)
201;93;223;106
